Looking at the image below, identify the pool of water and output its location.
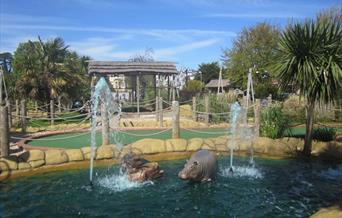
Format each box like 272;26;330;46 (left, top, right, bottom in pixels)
1;157;341;217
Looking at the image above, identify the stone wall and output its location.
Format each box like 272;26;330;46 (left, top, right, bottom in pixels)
1;136;342;180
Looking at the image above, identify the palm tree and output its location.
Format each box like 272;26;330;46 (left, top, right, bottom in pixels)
32;36;69;100
275;18;342;157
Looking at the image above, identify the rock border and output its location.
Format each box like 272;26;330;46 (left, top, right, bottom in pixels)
1;136;342;181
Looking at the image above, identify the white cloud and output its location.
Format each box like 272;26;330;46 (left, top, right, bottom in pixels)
158;0;269;8
154;38;221;57
68;37;222;60
205;12;304;19
0;35;37;52
69;37;119;59
1;13;69;24
2;24;236;40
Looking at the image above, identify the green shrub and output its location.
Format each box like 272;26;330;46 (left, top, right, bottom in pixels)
197;93;237;123
261;103;288;139
282;95;306;124
312;127;336;142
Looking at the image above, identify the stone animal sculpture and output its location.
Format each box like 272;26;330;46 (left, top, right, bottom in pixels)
121;153;164;182
178;149;217;182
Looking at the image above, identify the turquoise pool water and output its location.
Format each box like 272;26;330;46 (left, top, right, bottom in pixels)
1;157;341;217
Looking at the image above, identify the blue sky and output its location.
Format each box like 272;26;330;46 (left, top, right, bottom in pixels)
0;0;340;69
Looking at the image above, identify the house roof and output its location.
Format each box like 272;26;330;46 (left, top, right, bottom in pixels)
205;79;232;88
88;61;178;76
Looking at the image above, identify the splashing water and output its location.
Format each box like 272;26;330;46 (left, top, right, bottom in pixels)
241;127;255;166
228;101;242;170
90;77;122;185
97;171;154;192
221;165;263;179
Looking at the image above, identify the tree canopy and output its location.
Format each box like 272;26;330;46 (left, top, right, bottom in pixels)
194;62;221;85
12;36;90;103
274;13;342;156
223;23;280;96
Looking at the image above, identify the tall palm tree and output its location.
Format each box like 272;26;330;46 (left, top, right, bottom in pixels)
32;36;69;100
275;19;342;156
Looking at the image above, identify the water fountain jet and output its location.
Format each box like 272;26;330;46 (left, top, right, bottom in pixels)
89;77;121;185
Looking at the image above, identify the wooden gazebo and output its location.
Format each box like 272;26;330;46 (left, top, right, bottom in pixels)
88;61;178;112
205;79;233;93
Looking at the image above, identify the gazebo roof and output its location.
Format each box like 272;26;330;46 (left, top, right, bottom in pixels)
88;61;178;76
205;79;232;88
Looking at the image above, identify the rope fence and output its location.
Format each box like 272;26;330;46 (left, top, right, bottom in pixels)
180;127;229;135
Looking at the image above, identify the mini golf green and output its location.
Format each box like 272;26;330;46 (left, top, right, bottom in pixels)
27;127;342;149
27;128;229;149
284;127;342;137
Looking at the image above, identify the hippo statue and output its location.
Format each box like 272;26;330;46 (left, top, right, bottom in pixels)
121;153;164;182
178;149;217;182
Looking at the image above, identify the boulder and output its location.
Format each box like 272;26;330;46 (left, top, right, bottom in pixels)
18;162;31;170
310;205;342;218
26;150;45;162
312;141;329;154
236;139;251;151
187;138;203;151
202;138;216;150
215;144;229;152
0;157;18;170
65;149;84;162
130;139;166;154
165;139;187;152
0;161;9;172
214;136;229;145
254;137;274;153
278;137;303;154
264;143;287;156
96;145;117;160
81;147;96;160
29;160;45;168
45;150;68;165
316;142;342;161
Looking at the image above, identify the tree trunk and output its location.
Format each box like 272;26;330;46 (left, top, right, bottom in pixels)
303;102;315;157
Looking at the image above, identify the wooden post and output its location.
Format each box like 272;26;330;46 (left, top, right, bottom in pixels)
172;101;180;139
156;74;161;122
172;75;176;101
0;105;9;157
0;71;2;106
50;99;55;125
204;95;210;125
192;96;197;121
90;75;96;98
15;99;19;124
267;94;272;106
167;76;170;102
242;96;247;109
6;99;12;129
254;99;261;137
35;101;38;113
136;75;140;117
58;96;61;113
20;99;27;133
159;97;163;128
156;96;159;122
101;102;109;145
